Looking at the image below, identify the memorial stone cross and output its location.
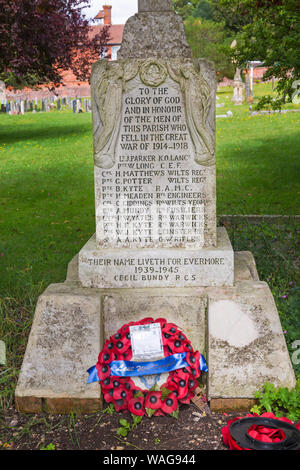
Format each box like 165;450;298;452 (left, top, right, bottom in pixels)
79;0;235;290
118;0;191;59
138;0;173;11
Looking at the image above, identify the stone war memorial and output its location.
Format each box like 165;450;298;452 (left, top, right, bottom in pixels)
15;0;295;414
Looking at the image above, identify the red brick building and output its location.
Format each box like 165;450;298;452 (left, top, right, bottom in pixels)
93;5;124;60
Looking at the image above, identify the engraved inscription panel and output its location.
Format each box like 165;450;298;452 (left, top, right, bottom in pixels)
94;60;216;250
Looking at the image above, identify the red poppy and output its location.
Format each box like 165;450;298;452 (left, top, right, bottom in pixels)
154;409;165;416
163;345;173;357
145;392;162;410
98;349;113;364
179;390;195;404
173;376;189;400
175;367;190;381
161;393;178;414
113;387;133;401
96;363;111;381
123;347;133;361
122;378;136;392
104;389;114;403
162;332;173;347
114;398;128;412
128;396;145;416
114;336;131;354
163;323;179;335
169;338;186;353
100;376;114;391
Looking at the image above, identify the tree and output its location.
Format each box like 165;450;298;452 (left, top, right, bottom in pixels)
173;0;252;30
172;0;199;19
0;0;110;89
210;0;252;33
184;17;235;80
219;0;300;107
193;0;215;20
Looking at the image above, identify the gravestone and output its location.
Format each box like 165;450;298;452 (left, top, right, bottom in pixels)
72;99;77;113
0;80;6;102
232;68;244;105
16;0;296;414
0;341;6;365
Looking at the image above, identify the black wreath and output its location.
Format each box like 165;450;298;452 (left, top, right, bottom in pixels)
229;417;300;450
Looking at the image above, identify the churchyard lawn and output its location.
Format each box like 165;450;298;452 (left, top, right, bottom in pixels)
0;82;299;450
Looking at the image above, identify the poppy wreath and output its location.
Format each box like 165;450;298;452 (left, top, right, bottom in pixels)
222;412;300;450
95;317;207;417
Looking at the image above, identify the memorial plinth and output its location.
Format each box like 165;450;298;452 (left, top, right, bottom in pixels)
78;228;234;289
16;0;296;414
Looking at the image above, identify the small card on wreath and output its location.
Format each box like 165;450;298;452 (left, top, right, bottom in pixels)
130;323;164;361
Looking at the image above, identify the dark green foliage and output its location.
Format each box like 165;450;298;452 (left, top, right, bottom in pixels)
184;17;235;80
251;380;300;422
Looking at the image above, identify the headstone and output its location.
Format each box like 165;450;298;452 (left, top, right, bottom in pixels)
245;72;251;100
57;99;61;111
20;101;25;115
232;68;244;105
72;99;77;113
76;99;82;113
0;340;6;365
15;0;296;414
0;80;6;102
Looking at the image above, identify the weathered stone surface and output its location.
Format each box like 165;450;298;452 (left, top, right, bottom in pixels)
210;398;256;412
91;57;217;250
78;227;234;289
15;396;43;414
118;1;191;59
234;251;259;281
15;250;296;412
68;249;256;286
232;68;244;105
103;293;207;355
43;397;102;414
15;285;102;412
139;0;173;11
207;281;296;400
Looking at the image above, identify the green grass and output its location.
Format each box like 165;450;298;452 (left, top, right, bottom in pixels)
216;83;300;214
0;112;95;293
0;83;299;411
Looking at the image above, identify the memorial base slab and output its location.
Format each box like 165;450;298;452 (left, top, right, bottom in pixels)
15;251;296;413
78;227;234;289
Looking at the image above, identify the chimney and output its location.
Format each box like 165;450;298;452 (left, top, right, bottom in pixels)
103;5;112;25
